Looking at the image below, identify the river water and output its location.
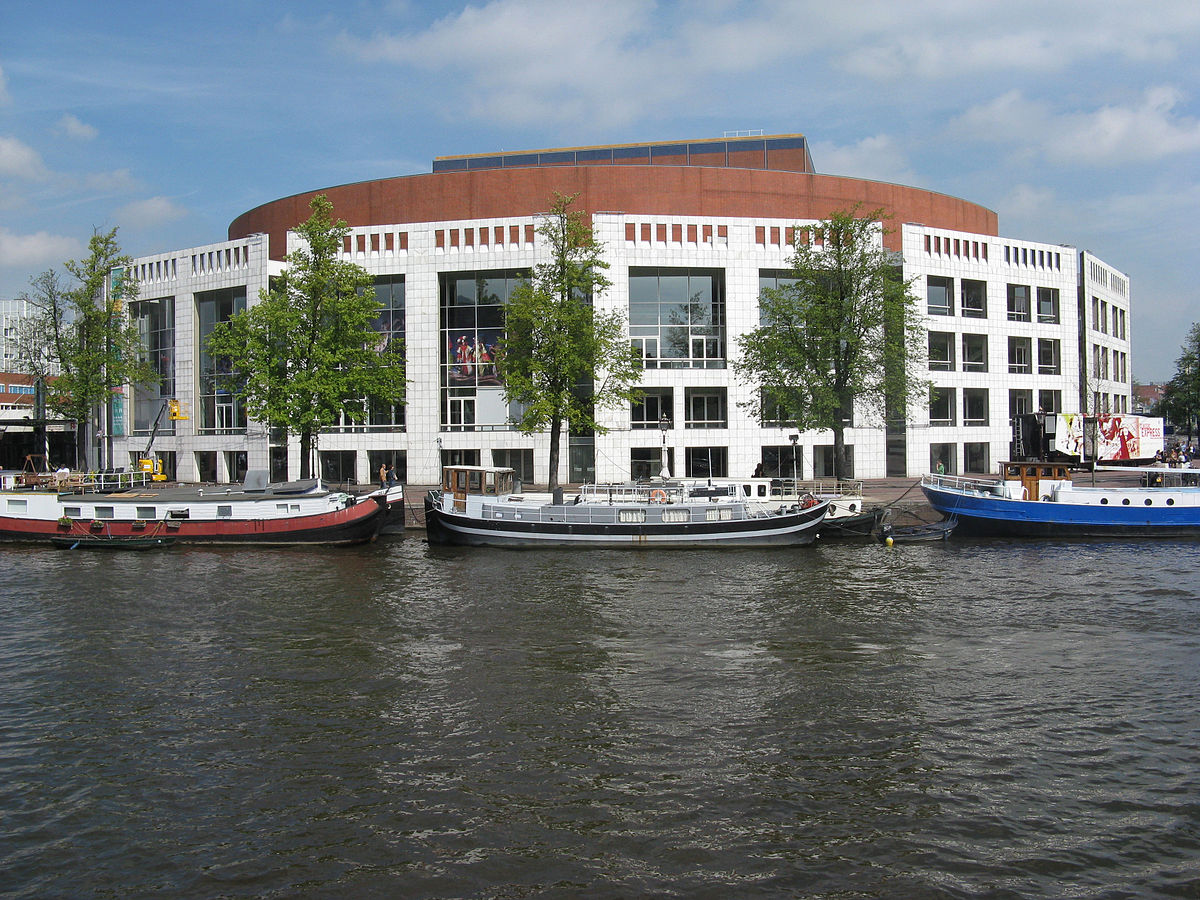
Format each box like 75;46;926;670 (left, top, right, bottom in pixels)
1;536;1198;899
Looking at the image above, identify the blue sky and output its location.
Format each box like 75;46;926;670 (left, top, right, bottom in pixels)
2;0;1198;381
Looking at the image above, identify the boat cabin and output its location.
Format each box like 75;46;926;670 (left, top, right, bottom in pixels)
442;465;515;511
1000;461;1073;502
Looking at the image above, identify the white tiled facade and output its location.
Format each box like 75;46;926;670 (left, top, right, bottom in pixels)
110;215;1131;485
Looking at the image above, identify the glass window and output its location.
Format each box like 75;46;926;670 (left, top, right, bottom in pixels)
631;447;675;481
928;332;954;371
962;334;988;372
685;447;727;478
1008;336;1031;374
1038;390;1061;414
632;388;674;429
964;442;989;473
1038;339;1061;375
1009;389;1034;419
630;268;726;369
1037;287;1060;324
963;388;989;426
684;388;727;428
930;443;955;475
926;276;953;316
929;387;955;426
131;296;176;434
1007;284;1030;321
196;287;247;434
961;279;987;318
439;269;527;428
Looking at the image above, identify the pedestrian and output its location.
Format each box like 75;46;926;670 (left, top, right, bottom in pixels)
386;464;396;487
936;458;946;475
379;463;387;489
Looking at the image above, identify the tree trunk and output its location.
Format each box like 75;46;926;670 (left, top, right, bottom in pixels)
833;422;848;480
300;430;313;480
547;417;562;491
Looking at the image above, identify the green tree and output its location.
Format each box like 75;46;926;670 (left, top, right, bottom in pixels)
206;195;406;480
498;193;642;490
734;208;926;479
1159;323;1200;441
17;228;156;469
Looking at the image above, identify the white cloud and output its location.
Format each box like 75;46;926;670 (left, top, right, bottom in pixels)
0;228;83;268
82;168;141;193
0;136;48;180
951;87;1200;167
810;135;919;185
57;114;98;140
115;196;187;228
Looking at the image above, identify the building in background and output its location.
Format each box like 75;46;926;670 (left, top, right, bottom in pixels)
108;134;1132;485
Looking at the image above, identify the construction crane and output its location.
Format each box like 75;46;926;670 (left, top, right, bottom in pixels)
137;400;184;481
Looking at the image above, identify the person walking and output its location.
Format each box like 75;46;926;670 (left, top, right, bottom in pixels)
379;463;387;489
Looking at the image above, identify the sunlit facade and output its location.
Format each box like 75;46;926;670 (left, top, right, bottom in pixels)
110;135;1132;484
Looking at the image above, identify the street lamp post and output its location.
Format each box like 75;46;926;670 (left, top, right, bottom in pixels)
659;413;672;479
789;433;799;488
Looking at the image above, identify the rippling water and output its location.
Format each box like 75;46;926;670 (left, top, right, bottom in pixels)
1;537;1198;898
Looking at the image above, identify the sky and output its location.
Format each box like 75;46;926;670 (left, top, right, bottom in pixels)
2;0;1198;381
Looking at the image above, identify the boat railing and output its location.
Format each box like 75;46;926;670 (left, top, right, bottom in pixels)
57;470;158;493
922;472;1006;495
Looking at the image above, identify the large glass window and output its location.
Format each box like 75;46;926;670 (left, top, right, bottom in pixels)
963;388;989;426
196;287;246;434
1039;390;1062;413
926;276;953;316
1009;389;1034;419
131;296;175;434
928;332;954;371
961;279;987;318
685;446;727;478
1007;284;1031;321
1037;287;1060;324
930;387;955;426
684;388;727;428
630;268;725;369
1008;336;1031;374
631;447;675;481
964;442;989;473
962;334;988;372
370;275;406;430
1038;339;1061;375
440;269;526;429
631;388;674;429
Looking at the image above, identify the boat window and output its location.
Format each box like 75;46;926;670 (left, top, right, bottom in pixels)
167;508;190;519
217;505;232;518
1025;467;1037;477
1040;467;1053;477
469;471;482;491
94;506;115;519
1006;466;1020;478
136;506;156;519
64;506;82;518
618;509;647;523
706;508;734;521
6;499;27;512
276;504;289;513
662;509;690;523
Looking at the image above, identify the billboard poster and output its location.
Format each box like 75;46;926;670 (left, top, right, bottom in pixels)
1053;414;1164;461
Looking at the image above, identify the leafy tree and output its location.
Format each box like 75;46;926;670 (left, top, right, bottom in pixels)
498;193;642;490
17;228;156;469
1159;323;1200;440
206;195;406;480
734;207;926;479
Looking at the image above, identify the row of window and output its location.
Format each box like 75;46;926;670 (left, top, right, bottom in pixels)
625;222;729;245
927;277;1061;323
342;231;410;255
1092;297;1128;338
1088;261;1128;297
929;333;1062;375
631;388;728;429
930;388;1064;427
435;225;534;251
1094;345;1129;383
1003;245;1062;271
923;234;988;261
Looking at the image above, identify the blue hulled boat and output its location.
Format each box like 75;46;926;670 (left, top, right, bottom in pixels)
921;461;1200;538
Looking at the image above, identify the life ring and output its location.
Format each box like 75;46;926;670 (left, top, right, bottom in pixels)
650;489;668;503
